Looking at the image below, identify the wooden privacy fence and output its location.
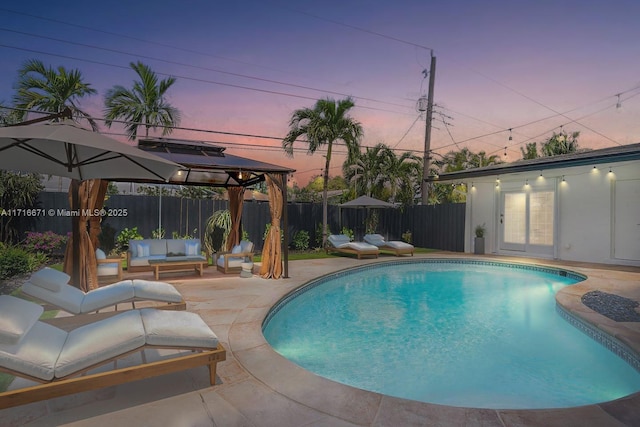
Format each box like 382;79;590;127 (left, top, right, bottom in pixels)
30;193;465;253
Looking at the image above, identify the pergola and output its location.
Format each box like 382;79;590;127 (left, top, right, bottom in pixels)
135;138;295;279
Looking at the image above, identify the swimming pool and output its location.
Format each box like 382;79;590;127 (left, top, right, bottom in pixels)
262;260;640;409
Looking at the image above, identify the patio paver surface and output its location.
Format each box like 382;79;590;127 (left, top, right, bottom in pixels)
3;253;640;427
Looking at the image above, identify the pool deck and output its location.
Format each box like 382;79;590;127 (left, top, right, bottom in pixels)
4;253;640;426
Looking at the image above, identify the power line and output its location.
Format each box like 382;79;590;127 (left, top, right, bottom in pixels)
0;27;414;112
0;44;415;117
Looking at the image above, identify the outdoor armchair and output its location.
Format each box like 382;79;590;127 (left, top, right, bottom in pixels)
215;240;254;274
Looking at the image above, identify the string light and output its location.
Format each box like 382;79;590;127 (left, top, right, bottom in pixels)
508;128;513;141
616;94;622;109
525;179;529;186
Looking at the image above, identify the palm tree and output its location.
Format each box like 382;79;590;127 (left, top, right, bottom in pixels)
344;143;389;197
12;59;98;129
380;149;422;205
283;97;363;246
103;61;181;140
541;131;580;156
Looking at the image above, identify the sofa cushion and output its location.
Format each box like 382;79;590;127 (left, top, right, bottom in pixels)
217;255;244;268
166;239;186;255
147;239;166;256
239;240;253;253
129;255;166;267
29;267;69;292
231;244;242;254
0;295;44;345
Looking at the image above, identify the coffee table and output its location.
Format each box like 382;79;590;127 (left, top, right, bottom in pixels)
148;258;206;280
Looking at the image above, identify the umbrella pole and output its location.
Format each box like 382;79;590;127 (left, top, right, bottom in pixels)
71;179;80;286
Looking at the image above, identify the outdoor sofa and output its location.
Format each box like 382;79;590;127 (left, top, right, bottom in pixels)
20;267;186;313
0;295;225;409
127;238;208;273
364;234;415;256
326;234;379;259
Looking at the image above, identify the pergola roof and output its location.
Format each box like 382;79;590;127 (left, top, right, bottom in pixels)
137;138;295;187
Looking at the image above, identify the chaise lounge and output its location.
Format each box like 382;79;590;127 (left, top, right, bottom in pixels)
326;234;379;259
20;267;186;314
364;234;415;256
0;295;226;409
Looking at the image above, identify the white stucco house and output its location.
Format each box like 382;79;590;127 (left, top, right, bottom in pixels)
428;143;640;267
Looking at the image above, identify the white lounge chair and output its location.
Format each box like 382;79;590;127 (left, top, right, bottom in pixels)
0;295;226;409
20;267;186;314
364;234;414;256
326;234;379;259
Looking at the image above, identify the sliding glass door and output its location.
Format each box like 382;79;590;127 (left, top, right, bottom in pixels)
500;190;555;255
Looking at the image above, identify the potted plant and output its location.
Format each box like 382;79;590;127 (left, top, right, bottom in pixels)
474;223;486;255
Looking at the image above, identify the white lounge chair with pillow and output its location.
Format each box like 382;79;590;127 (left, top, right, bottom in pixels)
215;240;254;274
0;295;226;409
95;248;123;281
326;234;379;259
20;267;186;314
364;234;415;256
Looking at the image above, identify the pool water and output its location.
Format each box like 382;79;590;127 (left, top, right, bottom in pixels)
263;261;640;409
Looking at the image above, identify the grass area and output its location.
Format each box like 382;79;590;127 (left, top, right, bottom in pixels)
0;373;13;393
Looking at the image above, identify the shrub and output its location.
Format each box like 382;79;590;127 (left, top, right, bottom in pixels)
402;230;412;244
22;231;67;257
0;245;42;279
115;227;143;253
292;230;310;251
340;227;354;241
315;222;332;248
151;227;165;239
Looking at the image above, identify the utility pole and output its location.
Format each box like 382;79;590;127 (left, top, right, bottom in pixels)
420;52;436;205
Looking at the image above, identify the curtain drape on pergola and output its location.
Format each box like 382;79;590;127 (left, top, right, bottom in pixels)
226;186;244;251
63;179;107;292
260;173;284;279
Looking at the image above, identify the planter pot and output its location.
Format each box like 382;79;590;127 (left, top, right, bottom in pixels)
474;237;485;255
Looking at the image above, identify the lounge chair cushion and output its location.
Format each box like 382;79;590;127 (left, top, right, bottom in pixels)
0;295;43;345
133;279;184;303
80;281;135;313
21;281;86;314
328;234;351;247
231;244;242;254
0;321;67;380
29;267;69;292
141;309;218;348
363;234;386;246
55;310;146;378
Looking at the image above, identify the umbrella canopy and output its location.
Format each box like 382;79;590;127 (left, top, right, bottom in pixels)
0;120;180;181
0;119;181;289
339;195;395;208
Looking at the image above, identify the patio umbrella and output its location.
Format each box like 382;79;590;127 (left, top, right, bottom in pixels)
0;119;181;289
338;195;395;208
339;196;395;240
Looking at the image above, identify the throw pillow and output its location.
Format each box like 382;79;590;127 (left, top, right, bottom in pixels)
185;241;200;256
136;242;150;257
95;248;107;259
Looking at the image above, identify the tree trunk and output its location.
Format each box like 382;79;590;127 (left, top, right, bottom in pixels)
322;142;333;247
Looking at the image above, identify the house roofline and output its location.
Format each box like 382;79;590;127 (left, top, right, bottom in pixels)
426;143;640;182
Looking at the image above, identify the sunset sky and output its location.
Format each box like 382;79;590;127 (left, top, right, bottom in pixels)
1;0;638;186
